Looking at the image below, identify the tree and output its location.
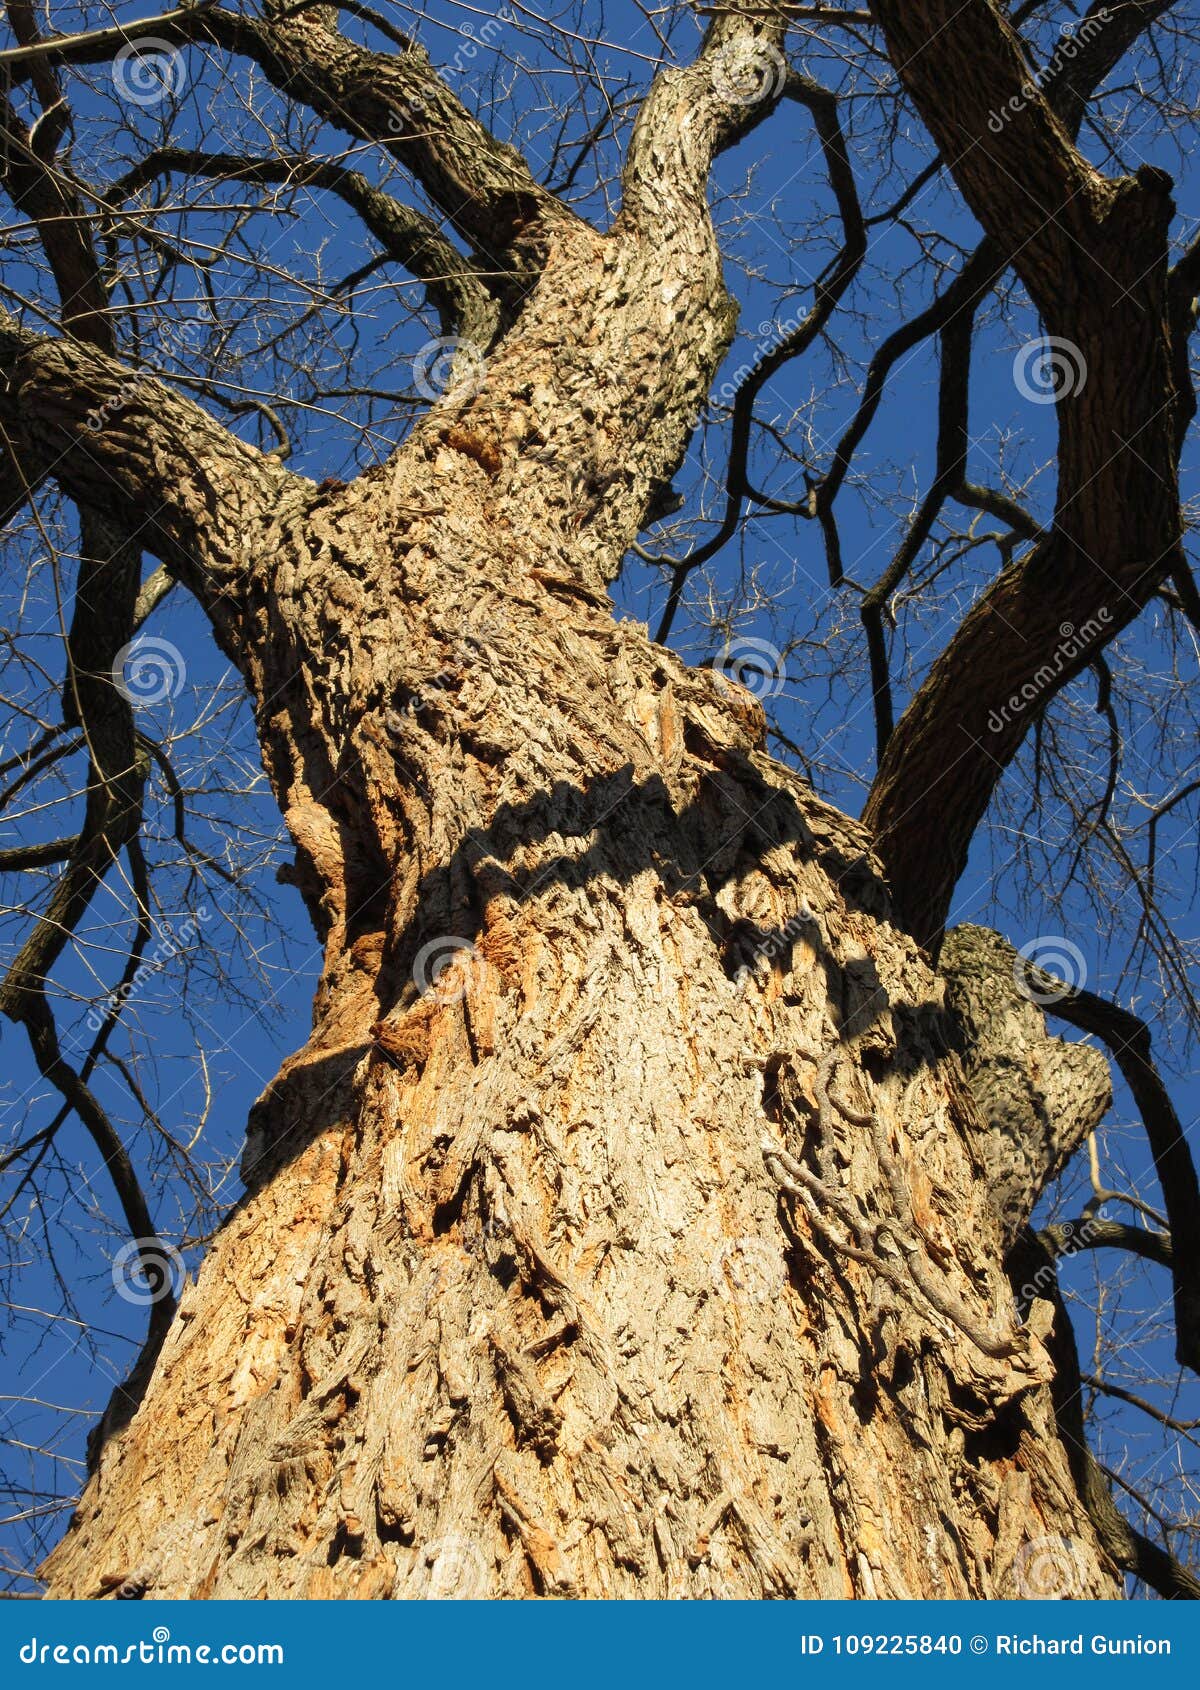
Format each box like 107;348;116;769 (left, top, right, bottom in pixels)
1;0;1199;1598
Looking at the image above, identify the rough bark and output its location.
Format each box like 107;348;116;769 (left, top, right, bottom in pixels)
8;1;1133;1605
40;577;1117;1597
940;926;1111;1249
39;228;1118;1596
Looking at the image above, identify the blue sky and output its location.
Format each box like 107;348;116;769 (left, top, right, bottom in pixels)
1;0;1198;1588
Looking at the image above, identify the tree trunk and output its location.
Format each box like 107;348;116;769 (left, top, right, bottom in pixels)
38;140;1119;1603
39;599;1116;1596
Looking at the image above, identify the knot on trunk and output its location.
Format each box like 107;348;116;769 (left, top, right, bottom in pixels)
940;924;1110;1248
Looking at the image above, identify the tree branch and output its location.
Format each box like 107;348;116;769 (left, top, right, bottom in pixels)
1035;974;1200;1376
0;2;216;72
863;0;1189;946
940;924;1111;1248
1010;1229;1200;1599
860;301;975;761
646;68;867;640
108;146;498;345
0;311;298;619
1044;1217;1173;1272
1035;2;1183;139
622;10;790;233
29;1;574;282
0;838;74;871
